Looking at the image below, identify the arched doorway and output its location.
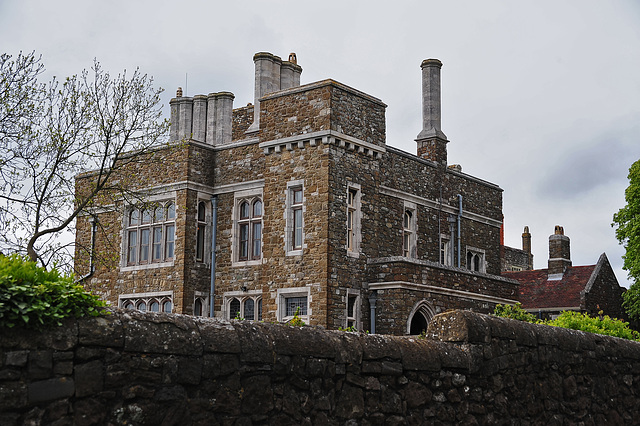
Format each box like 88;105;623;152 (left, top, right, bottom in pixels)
407;300;436;335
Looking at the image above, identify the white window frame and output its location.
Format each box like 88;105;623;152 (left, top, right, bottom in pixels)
121;196;176;271
119;291;173;313
466;246;486;273
402;201;417;258
285;180;305;256
223;290;263;320
346;183;362;258
276;287;311;323
193;291;210;317
345;289;361;330
439;234;452;266
232;189;263;267
195;201;209;263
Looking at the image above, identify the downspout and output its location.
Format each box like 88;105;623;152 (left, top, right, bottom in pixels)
457;194;462;268
76;216;97;283
369;291;377;334
209;196;218;318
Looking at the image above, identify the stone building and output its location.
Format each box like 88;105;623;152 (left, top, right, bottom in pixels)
504;226;625;320
75;52;520;335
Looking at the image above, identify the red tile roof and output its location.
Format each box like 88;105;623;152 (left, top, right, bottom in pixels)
504;265;596;310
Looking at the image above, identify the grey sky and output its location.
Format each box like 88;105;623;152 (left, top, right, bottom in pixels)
1;0;639;287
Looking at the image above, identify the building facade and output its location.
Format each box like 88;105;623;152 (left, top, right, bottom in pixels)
75;52;520;335
504;226;625;320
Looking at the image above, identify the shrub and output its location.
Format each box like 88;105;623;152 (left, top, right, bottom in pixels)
493;302;541;323
492;303;639;341
548;311;640;341
0;254;106;328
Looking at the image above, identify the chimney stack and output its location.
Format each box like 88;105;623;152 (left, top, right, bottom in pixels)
416;59;448;165
246;52;302;135
548;225;571;276
522;226;533;270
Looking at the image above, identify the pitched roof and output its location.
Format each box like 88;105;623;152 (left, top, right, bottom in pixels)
504;265;596;310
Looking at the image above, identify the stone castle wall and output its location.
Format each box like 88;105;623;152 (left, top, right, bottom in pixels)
2;310;640;425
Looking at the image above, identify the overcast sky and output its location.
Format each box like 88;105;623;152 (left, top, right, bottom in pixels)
2;0;639;287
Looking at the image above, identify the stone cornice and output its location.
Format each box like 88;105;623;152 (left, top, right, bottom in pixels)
379;186;503;228
260;129;386;159
368;281;519;305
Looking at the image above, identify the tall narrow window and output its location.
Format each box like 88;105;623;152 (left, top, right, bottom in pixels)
292;188;303;250
236;198;262;262
346;293;359;329
125;201;176;266
346;185;361;256
403;210;413;257
440;238;451;265
466;249;485;272
196;201;206;262
347;189;356;252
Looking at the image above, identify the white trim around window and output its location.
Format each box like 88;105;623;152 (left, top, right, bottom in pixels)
466;246;486;273
285;180;305;256
121;197;176;272
232;188;264;267
402;201;417;258
345;288;361;330
276;287;311;323
346;183;362;258
119;291;173;313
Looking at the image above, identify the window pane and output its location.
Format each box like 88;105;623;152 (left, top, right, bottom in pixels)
286;296;307;316
404;211;411;229
129;209;139;226
128;230;137;263
141;209;151;224
348;295;357;317
152;227;163;261
123;301;134;310
293;188;303;204
198;202;206;222
162;300;172;313
194;298;202;316
137;301;147;312
258;299;262;320
149;300;160;312
244;299;255;320
252;222;262;259
230;298;241;319
166;225;175;259
154;206;164;222
253;200;262;217
166;202;175;220
140;229;150;262
239;224;249;260
240;202;249;219
196;225;205;261
293;208;302;249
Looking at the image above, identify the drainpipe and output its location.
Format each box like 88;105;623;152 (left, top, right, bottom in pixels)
76;216;97;283
457;194;462;268
209;196;218;318
369;291;377;334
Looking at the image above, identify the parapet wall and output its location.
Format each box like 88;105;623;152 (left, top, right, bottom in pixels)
2;309;640;425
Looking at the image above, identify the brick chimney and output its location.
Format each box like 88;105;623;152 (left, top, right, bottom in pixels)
416;59;449;166
548;225;571;276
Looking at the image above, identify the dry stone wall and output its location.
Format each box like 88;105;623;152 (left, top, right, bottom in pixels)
2;309;640;425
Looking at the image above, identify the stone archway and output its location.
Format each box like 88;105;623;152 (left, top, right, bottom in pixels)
407;300;436;335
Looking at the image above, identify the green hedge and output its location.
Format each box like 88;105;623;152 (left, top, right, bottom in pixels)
0;254;106;328
493;303;639;341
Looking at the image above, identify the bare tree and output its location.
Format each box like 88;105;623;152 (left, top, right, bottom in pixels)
0;52;169;269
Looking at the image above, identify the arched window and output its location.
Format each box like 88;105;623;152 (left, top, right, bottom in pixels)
244;299;255;321
137;301;147;312
123;301;135;310
149;300;160;312
162;300;172;313
237;197;263;261
229;298;241;319
126;201;176;266
403;210;413;257
194;298;203;316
